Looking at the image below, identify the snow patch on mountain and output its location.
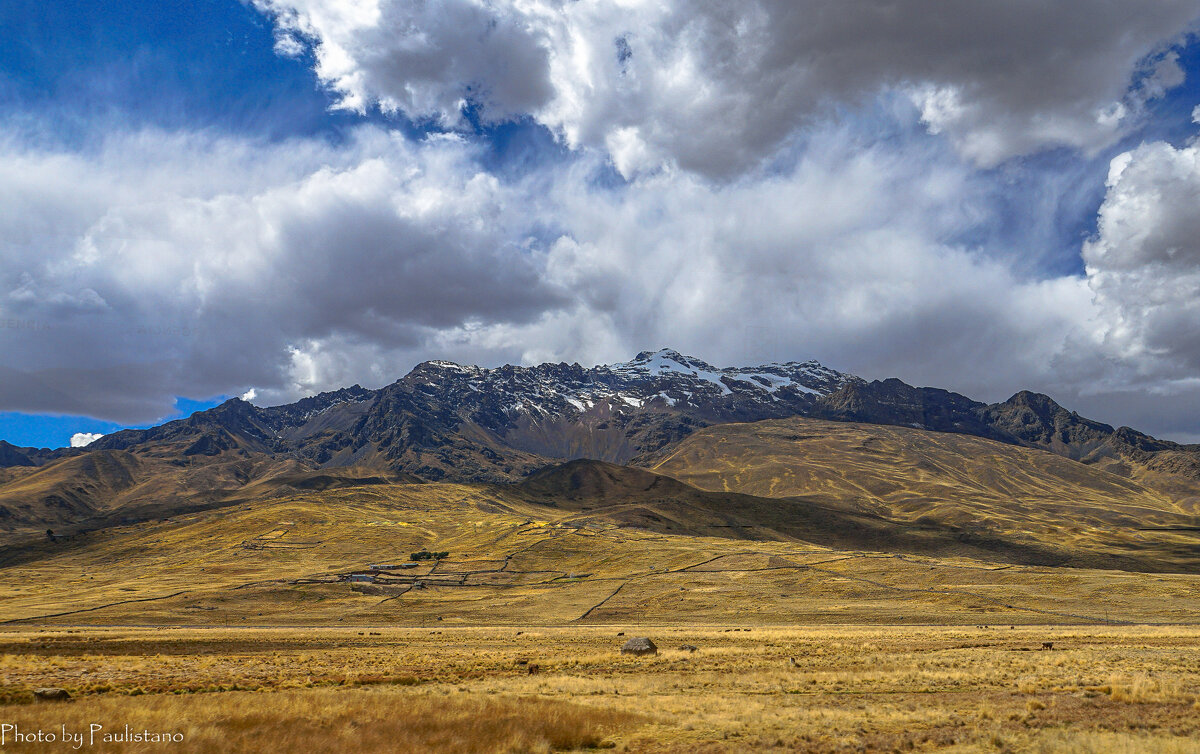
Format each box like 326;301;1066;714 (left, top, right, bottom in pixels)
395;347;856;425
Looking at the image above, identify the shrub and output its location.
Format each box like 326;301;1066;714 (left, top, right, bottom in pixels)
410;550;450;561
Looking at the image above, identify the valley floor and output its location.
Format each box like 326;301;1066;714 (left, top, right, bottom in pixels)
3;483;1199;751
2;625;1200;752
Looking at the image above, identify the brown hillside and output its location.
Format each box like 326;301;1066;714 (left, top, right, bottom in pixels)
0;450;415;541
644;418;1200;573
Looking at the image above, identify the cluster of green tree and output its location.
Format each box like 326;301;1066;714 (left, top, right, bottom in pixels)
409;550;449;561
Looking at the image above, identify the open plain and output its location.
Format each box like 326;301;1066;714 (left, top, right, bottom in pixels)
2;625;1200;752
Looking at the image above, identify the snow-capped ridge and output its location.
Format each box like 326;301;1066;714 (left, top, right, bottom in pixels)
603;349;850;399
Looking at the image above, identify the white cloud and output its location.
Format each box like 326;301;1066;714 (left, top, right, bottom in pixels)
255;0;1197;175
253;0;554;123
3;110;1199;439
1084;142;1200;379
0;127;567;420
434;131;1104;404
240;388;258;402
70;432;104;447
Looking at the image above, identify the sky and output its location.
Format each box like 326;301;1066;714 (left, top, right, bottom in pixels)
1;0;1200;449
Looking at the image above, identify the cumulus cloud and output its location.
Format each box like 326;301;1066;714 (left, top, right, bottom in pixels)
70;432;104;447
0;119;1086;419
0;127;568;422
253;0;554;123
255;0;1198;175
3;109;1200;440
1084;141;1200;382
422;129;1103;405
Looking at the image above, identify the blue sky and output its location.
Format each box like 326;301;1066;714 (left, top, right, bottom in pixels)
0;0;564;447
0;0;341;144
2;1;1199;447
0;398;221;449
0;0;322;447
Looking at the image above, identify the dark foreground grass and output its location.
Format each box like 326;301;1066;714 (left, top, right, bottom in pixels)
0;690;645;753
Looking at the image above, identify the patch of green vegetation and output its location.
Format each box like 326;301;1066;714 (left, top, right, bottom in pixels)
409;550;449;561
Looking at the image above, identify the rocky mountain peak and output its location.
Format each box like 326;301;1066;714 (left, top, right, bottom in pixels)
621;348;713;371
8;348;1196;488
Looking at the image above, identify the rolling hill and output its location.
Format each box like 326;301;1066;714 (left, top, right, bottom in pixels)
645;417;1200;572
3;413;1200;629
3;467;1199;627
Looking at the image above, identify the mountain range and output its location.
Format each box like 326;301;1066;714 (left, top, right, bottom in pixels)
2;349;1198;550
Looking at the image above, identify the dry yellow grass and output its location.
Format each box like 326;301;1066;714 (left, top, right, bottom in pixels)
648;417;1200;573
1;483;1198;628
1028;730;1200;754
0;689;642;753
2;625;1200;752
3;438;1200;751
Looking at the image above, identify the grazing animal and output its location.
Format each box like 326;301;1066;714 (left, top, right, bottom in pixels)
527;664;541;675
1041;642;1054;651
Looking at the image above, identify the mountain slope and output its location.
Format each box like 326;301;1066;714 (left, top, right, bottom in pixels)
0;440;75;468
4;348;1200;542
506;459;1113;568
73;350;1200;485
816;379;1200;484
645;417;1200;572
55;349;856;482
0;449;400;539
8;476;1200;626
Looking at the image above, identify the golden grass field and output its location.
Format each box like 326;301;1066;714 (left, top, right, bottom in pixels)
3;418;1200;751
648;418;1200;572
2;481;1199;627
2;625;1199;752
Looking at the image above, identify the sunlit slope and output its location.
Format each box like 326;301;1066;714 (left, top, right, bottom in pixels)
0;452;420;541
646;417;1200;572
2;480;1199;626
0;450;289;534
511;460;1121;569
